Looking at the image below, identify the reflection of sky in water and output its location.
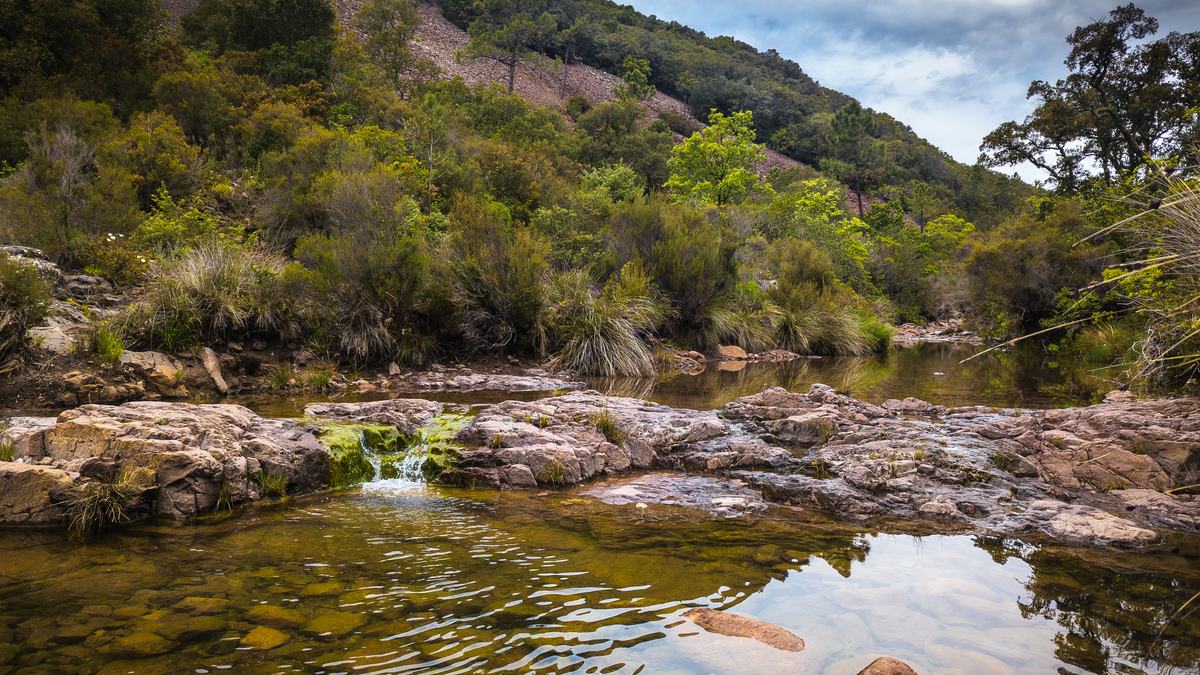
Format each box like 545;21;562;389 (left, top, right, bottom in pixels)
0;485;1195;673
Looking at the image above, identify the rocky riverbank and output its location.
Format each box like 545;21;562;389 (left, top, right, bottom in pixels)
2;385;1197;547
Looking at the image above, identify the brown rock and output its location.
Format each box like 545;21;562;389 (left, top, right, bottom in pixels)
857;656;919;675
200;347;229;395
716;344;748;360
683;607;805;652
0;463;75;525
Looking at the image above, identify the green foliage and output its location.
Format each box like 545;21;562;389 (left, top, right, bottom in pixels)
614;56;654;101
256;470;289;499
966;202;1108;335
710;281;784;353
981;5;1199;193
123;240;295;351
358;0;433;93
183;0;335;85
132;188;225;258
544;270;661;377
765;239;873;355
589;409;625;445
449;196;551;353
0;254;52;373
87;323;127;368
666;110;766;206
63;467;156;539
574;100;672;188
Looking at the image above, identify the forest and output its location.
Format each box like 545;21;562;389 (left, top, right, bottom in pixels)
0;0;1196;391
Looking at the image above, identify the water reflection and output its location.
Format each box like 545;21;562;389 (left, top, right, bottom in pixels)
0;485;1195;674
588;342;1112;410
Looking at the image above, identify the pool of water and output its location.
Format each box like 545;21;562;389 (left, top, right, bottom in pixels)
231;342;1113;418
1;482;1196;674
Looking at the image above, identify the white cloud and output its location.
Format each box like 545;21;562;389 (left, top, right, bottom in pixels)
628;0;1200;183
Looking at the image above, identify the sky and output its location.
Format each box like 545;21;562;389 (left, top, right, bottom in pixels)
625;0;1200;183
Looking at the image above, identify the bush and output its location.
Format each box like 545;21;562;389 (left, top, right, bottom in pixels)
87;322;127;367
710;281;783;352
544;270;662;377
63;467;156;538
123;240;295;351
766;239;873;355
291;198;442;365
0;254;52;373
449;196;550;354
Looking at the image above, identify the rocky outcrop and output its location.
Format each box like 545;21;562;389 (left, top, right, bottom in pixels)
0;463;74;525
303;398;443;436
436;385;1200;547
1;402;332;525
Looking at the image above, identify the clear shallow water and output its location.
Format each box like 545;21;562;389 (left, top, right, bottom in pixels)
0;482;1197;674
233;342;1112;418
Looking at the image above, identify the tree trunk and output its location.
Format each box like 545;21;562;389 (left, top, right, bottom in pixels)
855;188;865;217
507;50;517;93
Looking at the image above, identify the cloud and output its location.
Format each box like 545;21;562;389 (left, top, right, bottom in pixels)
628;0;1200;182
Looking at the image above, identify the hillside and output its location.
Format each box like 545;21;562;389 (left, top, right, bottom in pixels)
336;0;805;174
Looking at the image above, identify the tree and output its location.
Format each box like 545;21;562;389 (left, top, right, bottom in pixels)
614;57;654;101
358;0;433;96
553;16;595;97
824;101;882;216
902;180;946;231
666;109;767;206
980;4;1200;192
461;0;556;94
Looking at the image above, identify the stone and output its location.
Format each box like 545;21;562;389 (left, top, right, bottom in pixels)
305;399;443;436
119;351;188;398
106;631;173;658
1029;500;1158;546
173;595;229;614
5;402;332;523
246;604;306;629
716;345;748;360
241;626;289;650
0;462;75;525
857;656;919;675
200;347;229;394
682;607;805;652
302;611;367;637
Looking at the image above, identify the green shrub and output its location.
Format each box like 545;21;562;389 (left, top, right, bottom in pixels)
860;315;893;353
449;196;551;354
87;322;126;367
545;270;662;377
710;281;783;353
123;240;296;351
0;254;52;373
589;409;625;445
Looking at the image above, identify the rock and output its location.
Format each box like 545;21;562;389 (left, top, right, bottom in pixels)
302;611;366;637
119;351;188;398
241;626;289;650
682;607;805;652
106;631;173;658
584;473;768;517
1028;500;1158;546
304;399;443;436
391;369;585;393
9;402;331;522
857;656;919;675
716;345;748;360
388;362;402;376
0;463;75;525
246;605;306;629
1;245;62;284
200;347;229;394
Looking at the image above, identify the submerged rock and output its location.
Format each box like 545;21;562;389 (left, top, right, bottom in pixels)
682;607;805;652
857;656;919;675
583;473;768;517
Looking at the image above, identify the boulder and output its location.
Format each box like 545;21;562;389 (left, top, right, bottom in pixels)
857;656;919;675
304;399;443;436
716;345;748;360
23;402;330;520
0;463;74;525
119;351;188;398
200;347;229;394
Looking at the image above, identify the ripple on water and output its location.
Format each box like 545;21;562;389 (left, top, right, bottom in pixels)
0;485;1196;674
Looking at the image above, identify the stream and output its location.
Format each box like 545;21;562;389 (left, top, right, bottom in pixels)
0;343;1196;674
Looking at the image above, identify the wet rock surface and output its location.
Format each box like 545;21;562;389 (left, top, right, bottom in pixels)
582;473;769;517
386;367;584;393
682;607;806;652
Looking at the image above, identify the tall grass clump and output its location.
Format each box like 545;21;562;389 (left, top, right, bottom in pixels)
0;253;52;374
545;270;662;377
1069;173;1200;388
63;467;156;538
86;321;126;367
122;240;295;351
710;281;784;353
766;239;875;355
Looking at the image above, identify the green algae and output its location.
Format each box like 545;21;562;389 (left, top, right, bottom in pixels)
314;414;471;487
